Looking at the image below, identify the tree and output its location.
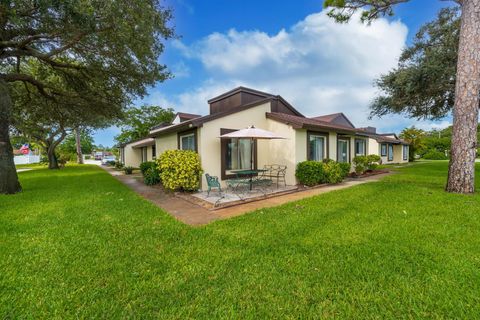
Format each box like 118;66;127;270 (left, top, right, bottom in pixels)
399;126;426;161
370;8;460;120
324;0;479;194
9;62;116;169
75;128;84;164
0;1;174;194
58;130;95;159
115;105;175;144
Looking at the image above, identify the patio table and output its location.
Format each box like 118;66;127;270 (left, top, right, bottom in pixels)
231;169;269;191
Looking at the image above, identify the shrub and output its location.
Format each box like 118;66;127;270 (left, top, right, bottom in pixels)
323;160;344;183
58;152;76;163
139;161;156;175
114;161;123;170
124;166;134;174
40;155;49;164
144;167;161;185
423;150;448;160
106;160;116;166
85;155;91;160
366;154;381;171
296;161;325;186
296;160;347;186
338;162;351;178
353;156;368;174
158;150;202;191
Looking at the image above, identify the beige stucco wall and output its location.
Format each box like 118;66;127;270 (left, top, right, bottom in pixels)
122;144;142;167
265;119;298;185
122;145;155;167
393;144;409;163
368;138;408;164
199;102;272;189
155;133;178;156
368;138;380;157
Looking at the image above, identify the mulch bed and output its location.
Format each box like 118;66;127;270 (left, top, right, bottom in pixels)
348;169;390;179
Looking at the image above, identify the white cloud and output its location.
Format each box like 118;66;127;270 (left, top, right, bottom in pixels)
152;10;449;133
416;120;452;131
171;61;190;78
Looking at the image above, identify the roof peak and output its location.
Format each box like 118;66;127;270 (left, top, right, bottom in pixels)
207;86;275;103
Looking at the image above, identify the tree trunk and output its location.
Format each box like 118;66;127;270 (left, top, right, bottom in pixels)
75;127;84;164
47;145;59;169
0;80;22;194
446;0;480;194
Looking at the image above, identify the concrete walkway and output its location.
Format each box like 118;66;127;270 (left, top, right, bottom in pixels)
102;166;389;226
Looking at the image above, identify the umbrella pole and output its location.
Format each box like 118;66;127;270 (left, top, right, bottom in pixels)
250;138;254;190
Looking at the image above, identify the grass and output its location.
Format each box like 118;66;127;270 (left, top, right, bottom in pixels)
1;162;480;318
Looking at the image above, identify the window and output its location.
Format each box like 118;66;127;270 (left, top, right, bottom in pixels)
141;147;147;162
337;138;350;163
388;144;394;161
221;128;256;179
403;145;408;161
308;134;326;161
225;138;252;173
381;144;387;156
355;139;366;156
152;144;156;160
180;133;195;151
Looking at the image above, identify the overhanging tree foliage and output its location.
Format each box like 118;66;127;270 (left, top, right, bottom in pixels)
370;8;460;120
58;130;95;160
115;105;175;145
324;0;479;194
0;0;174;194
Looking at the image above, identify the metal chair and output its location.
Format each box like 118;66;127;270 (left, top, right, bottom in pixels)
205;174;222;197
263;164;287;188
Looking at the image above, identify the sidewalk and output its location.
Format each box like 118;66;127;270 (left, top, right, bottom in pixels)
102;165;389;226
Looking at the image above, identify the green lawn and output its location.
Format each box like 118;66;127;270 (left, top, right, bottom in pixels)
1;162;480;318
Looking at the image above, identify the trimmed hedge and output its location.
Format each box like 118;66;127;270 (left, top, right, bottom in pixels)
157;150;203;191
353;154;381;174
353;156;368;174
338;162;351;178
296;159;349;186
366;154;381;170
139;161;156;175
295;161;325;186
144;167;161;186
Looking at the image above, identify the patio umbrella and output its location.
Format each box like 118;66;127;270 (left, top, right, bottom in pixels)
219;125;285;170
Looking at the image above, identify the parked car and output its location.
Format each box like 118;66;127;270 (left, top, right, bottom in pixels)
101;155;116;165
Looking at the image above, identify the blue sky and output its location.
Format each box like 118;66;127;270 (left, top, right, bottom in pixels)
94;0;455;147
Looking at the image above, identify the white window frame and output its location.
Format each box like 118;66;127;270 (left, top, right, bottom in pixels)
355;138;366;156
308;134;327;161
337;138;350;163
381;144;387;157
180;133;195;151
388;144;394;161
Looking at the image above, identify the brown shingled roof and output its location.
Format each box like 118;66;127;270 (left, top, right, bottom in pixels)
266;112;357;133
176;112;202;120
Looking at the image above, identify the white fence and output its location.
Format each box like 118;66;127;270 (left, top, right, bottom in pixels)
14;155;41;165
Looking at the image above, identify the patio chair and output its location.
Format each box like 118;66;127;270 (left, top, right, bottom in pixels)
205;174;222;197
263;164;287;188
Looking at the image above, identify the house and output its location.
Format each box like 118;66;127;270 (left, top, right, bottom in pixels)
119;87;408;189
